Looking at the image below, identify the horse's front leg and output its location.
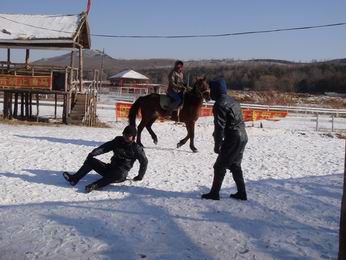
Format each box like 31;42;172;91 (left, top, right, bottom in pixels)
177;121;198;152
136;120;146;147
187;121;198;152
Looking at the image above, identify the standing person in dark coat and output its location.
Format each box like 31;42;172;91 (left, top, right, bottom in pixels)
202;79;248;201
63;125;148;193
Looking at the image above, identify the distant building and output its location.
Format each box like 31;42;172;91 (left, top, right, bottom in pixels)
108;69;164;96
109;69;150;87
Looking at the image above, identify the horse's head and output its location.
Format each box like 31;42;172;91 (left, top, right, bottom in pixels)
193;76;211;101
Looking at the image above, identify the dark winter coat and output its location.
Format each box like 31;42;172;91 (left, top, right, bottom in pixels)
210;80;248;168
88;136;148;179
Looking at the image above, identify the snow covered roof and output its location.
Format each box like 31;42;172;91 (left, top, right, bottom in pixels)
109;69;149;80
0;13;90;49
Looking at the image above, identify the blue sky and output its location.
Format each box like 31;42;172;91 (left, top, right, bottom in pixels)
1;0;346;62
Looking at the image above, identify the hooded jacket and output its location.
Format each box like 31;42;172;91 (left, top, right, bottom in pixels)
209;79;246;151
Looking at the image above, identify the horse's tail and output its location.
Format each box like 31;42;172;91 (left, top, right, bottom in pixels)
128;96;143;126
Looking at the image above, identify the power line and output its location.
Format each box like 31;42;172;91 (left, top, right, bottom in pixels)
93;22;346;39
0;14;345;39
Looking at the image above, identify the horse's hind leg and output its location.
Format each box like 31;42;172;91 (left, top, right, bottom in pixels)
177;134;189;149
146;118;158;145
136;120;147;147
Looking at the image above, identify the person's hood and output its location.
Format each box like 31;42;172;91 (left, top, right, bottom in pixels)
209;79;227;100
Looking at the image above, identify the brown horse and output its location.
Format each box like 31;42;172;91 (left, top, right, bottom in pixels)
128;77;210;152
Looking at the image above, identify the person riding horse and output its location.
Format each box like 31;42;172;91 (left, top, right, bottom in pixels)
128;77;210;152
166;60;187;116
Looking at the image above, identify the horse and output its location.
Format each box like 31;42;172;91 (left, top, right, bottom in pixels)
128;77;210;152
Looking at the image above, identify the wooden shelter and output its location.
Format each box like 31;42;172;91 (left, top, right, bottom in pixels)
109;69;150;86
109;69;159;96
0;12;99;125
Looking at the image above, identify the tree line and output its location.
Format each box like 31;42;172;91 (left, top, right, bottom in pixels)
141;61;346;94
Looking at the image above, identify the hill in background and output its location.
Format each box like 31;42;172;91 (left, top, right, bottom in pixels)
33;49;346;95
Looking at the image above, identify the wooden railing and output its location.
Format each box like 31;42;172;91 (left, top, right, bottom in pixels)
82;70;99;126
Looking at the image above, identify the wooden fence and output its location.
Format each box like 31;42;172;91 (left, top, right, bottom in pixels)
114;101;288;122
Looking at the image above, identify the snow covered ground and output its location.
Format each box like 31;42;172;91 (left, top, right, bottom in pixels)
0;109;344;259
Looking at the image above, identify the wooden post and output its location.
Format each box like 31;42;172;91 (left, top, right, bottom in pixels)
3;91;8;119
14;92;18;117
25;49;30;68
62;93;67;124
20;92;24;118
65;67;68;92
54;93;57;119
339;140;346;260
316;113;319;131
29;92;32;118
79;46;83;92
7;48;10;71
8;92;13;119
332;115;335;132
25;92;29;118
70;49;75;87
36;94;39;122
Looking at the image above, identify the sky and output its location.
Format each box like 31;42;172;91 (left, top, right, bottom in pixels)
1;0;346;62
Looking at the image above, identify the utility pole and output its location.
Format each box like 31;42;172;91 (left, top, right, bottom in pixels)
99;48;105;90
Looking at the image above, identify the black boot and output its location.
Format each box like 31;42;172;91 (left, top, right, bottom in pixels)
201;192;220;200
85;183;98;193
230;192;247;201
63;172;78;186
201;170;225;200
69;158;94;184
230;168;247;200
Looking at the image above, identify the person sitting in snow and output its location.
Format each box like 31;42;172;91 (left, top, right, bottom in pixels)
63;125;148;193
202;79;248;201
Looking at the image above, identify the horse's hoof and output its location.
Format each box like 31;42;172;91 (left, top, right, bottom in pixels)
154;140;158;145
177;143;182;148
191;147;198;153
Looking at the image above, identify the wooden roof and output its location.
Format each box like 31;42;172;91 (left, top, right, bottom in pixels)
0;12;90;49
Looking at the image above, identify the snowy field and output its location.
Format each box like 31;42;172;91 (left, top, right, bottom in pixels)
0;109;344;259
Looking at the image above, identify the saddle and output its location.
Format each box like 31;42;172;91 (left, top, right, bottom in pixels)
159;95;183;112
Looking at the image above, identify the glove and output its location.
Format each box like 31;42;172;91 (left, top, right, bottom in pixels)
133;176;143;181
